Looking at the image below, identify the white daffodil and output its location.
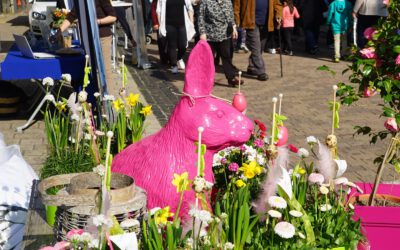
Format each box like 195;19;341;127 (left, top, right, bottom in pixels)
268;209;282;218
297;148;309;158
42;77;54;86
268;196;287;209
289;210;303;218
274;221;296;239
320;204;332;212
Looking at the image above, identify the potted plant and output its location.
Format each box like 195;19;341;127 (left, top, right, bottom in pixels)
335;0;400;248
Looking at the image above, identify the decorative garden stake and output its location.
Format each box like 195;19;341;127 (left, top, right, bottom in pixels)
120;55;127;97
326;85;339;159
276;93;289;147
267;97;278;161
232;71;247;112
278;93;283;116
195;126;204;209
105;131;114;191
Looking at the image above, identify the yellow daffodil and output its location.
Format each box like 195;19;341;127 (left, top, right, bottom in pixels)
55;101;67;112
298;167;306;175
235;179;246;188
172;172;190;193
113;98;125;112
239;161;263;179
140;105;152;116
154;206;174;225
125;93;139;107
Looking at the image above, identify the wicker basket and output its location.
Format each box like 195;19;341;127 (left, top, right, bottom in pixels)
38;172;147;241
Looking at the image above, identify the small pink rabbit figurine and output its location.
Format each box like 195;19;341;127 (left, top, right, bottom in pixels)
112;40;253;217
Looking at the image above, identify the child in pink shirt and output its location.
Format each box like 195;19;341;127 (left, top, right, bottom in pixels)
282;0;300;56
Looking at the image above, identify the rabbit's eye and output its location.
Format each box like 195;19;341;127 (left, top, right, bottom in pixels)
216;110;225;118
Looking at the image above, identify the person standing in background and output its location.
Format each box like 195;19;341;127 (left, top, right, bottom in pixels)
151;0;168;64
297;0;324;54
327;0;352;62
234;0;283;81
157;0;195;74
55;0;117;96
352;0;389;48
282;0;300;56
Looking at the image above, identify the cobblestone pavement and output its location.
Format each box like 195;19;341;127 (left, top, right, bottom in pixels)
131;33;397;183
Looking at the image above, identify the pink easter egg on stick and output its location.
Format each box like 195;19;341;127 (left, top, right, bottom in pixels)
232;92;247;112
276;125;288;147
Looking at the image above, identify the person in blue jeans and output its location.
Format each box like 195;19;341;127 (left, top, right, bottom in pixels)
327;0;352;62
297;0;324;54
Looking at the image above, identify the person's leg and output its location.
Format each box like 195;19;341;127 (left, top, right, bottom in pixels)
176;25;187;61
327;27;334;47
334;33;341;60
100;36;117;96
259;25;268;55
115;7;134;43
287;28;294;52
166;24;178;67
246;27;265;75
157;32;168;64
218;39;237;80
282;28;290;52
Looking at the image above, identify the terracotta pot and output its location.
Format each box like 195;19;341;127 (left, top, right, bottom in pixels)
348;183;400;250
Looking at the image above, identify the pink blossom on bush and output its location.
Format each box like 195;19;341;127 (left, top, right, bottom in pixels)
363;87;377;97
395;54;400;65
254;139;264;148
384;118;399;132
228;162;239;172
220;158;227;164
360;47;376;59
66;229;84;239
363;27;376;40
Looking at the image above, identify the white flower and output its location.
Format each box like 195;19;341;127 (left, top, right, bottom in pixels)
319;186;329;195
78;90;88;103
268;210;282;218
308;173;324;184
45;94;55;103
268;196;287;209
263;137;270;144
68;136;76;143
150;207;161;215
297;148;309;158
95;130;105;136
93;164;106;177
348;203;355;210
198;210;212;223
70;234;82;242
77;106;83;112
306;136;318;144
220;213;228;219
61;74;72;82
120;218;140;229
213;153;223;166
89;238;99;248
334;177;349;185
94;92;101;98
186;238;193;247
80;232;92;242
224;242;235;250
298;232;306;239
84;133;91;140
189;207;200;218
85;118;92;126
205;181;213;190
71;114;80;122
256;153;266;166
320;204;332;212
346;181;364;194
289;210;303;218
274;221;296;239
42;77;54;86
92;214;113;227
103;94;115;101
193;176;206;193
244;145;257;161
200;230;207;238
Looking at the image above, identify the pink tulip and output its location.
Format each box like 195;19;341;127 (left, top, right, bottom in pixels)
66;229;84;238
363;27;376;40
363;87;377;97
395;54;400;65
384;118;399;132
360;47;376;59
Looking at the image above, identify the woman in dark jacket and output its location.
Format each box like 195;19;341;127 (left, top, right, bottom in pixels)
297;0;324;54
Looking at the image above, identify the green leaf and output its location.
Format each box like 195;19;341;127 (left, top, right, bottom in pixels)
384;80;392;93
394;162;400;174
317;65;336;75
395;114;400;128
362;65;372;75
383;107;395;117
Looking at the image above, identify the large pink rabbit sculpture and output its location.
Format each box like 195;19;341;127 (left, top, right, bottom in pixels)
112;41;253;217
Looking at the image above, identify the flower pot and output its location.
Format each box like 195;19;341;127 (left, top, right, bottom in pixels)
349;183;400;249
45;205;57;226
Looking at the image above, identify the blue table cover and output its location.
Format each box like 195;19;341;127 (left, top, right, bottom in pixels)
0;44;85;83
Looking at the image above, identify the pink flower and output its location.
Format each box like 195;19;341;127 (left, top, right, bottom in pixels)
288;144;299;153
39;247;55;250
53;242;70;250
308;173;325;184
384;118;399;132
66;229;84;239
254;139;264;148
383;0;390;6
363;27;376;40
239;144;246;151
363;86;377;97
220;158;227;164
395;54;400;65
360;47;376;59
228;162;239;172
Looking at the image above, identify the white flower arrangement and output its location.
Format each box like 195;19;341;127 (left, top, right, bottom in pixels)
274;221;295;239
42;77;54;86
268;196;287;209
268;209;282;218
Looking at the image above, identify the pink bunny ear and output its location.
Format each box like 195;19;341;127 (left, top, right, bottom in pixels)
183;40;215;96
